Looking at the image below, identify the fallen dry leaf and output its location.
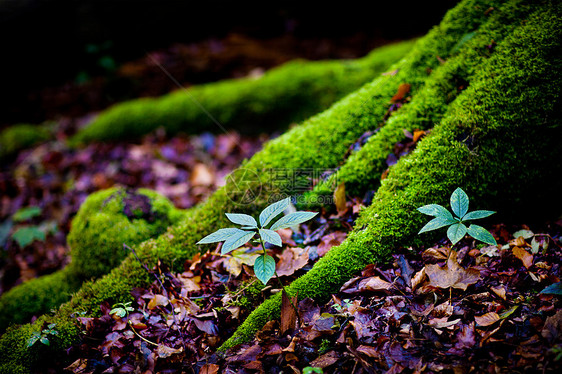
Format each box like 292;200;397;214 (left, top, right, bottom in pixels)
276;247;309;276
362;276;393;292
147;294;169;310
391;83;411;102
190;163;214;186
541;310;562;343
156;344;183;358
411;267;427;290
425;250;480;290
309;351;340;369
512;246;533;269
334;183;347;215
475;312;500;327
490;285;506;300
316;232;347;257
280;290;298;335
224;248;261;277
200;363;220;374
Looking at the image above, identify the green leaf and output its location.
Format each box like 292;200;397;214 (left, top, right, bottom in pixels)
26;334;40;348
540;282;562;295
417;204;452;219
221;230;256;254
13;206;42;222
225;213;257;228
197;228;242;244
0;220;13;246
259;229;282;247
450;188;469;219
513;229;534;239
12;226;46;247
254;254;276;285
47;323;56;330
418;216;457;234
110;308;127;318
259;197;291;228
462;210;495;221
270;211;318;231
467;224;497;245
447;223;468;245
40;336;50;346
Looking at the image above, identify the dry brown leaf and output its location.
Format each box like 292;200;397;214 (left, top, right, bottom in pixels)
356;345;380;358
413;130;426;142
276;247;309;276
177;274;201;292
317;232;347;257
512;246;533;269
542;310;562;343
391;83;411;102
363;276;393;292
490;285;506;300
190;163;214;186
475;312;500;327
411;267;427;290
422;247;449;262
200;363;220;374
147;294;169;310
428;317;461;329
425;251;480;290
280;290;298;335
309;351;340;369
156;344;183;358
334;183;347;215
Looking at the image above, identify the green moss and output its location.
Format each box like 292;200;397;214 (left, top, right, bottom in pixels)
3;0;550;370
220;0;562;350
0;124;51;160
68;40;415;145
0;187;185;333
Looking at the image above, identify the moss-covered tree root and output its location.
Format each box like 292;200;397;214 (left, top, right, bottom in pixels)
221;1;562;350
0;123;52;161
0;187;185;332
69;40;414;144
0;0;534;371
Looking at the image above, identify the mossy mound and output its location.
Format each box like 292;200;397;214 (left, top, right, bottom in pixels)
68;40;414;145
0;187;185;332
2;0;562;371
0;123;52;160
221;0;562;349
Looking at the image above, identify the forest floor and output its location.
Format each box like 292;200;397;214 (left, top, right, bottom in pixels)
1;36;561;373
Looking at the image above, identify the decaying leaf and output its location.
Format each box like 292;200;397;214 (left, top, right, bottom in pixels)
147;294;169;310
425;250;480;290
363;276;393;292
391;83;411;102
224;248;261;277
156;344;183;358
276;247;309;276
280;291;298;335
316;232;347;257
512;246;533;269
475;312;500;327
334;183;347;215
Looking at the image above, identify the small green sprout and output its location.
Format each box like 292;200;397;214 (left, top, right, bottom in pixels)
26;323;58;348
418;187;497;246
110;302;135;318
197;197;317;285
303;367;323;374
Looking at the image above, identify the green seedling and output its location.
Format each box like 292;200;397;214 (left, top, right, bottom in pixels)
418;187;497;246
197;197;317;285
26;323;58;348
110;302;135;318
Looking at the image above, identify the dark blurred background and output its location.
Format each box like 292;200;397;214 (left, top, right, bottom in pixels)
0;0;458;126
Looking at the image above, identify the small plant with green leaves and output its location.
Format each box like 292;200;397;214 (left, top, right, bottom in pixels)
303;367;323;374
109;302;135;318
197;197;317;285
418;187;497;246
26;323;58;348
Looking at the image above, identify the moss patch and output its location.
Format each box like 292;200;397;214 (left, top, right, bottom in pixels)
2;0;551;370
0;187;184;332
0;123;52;160
68;40;414;144
220;0;562;350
